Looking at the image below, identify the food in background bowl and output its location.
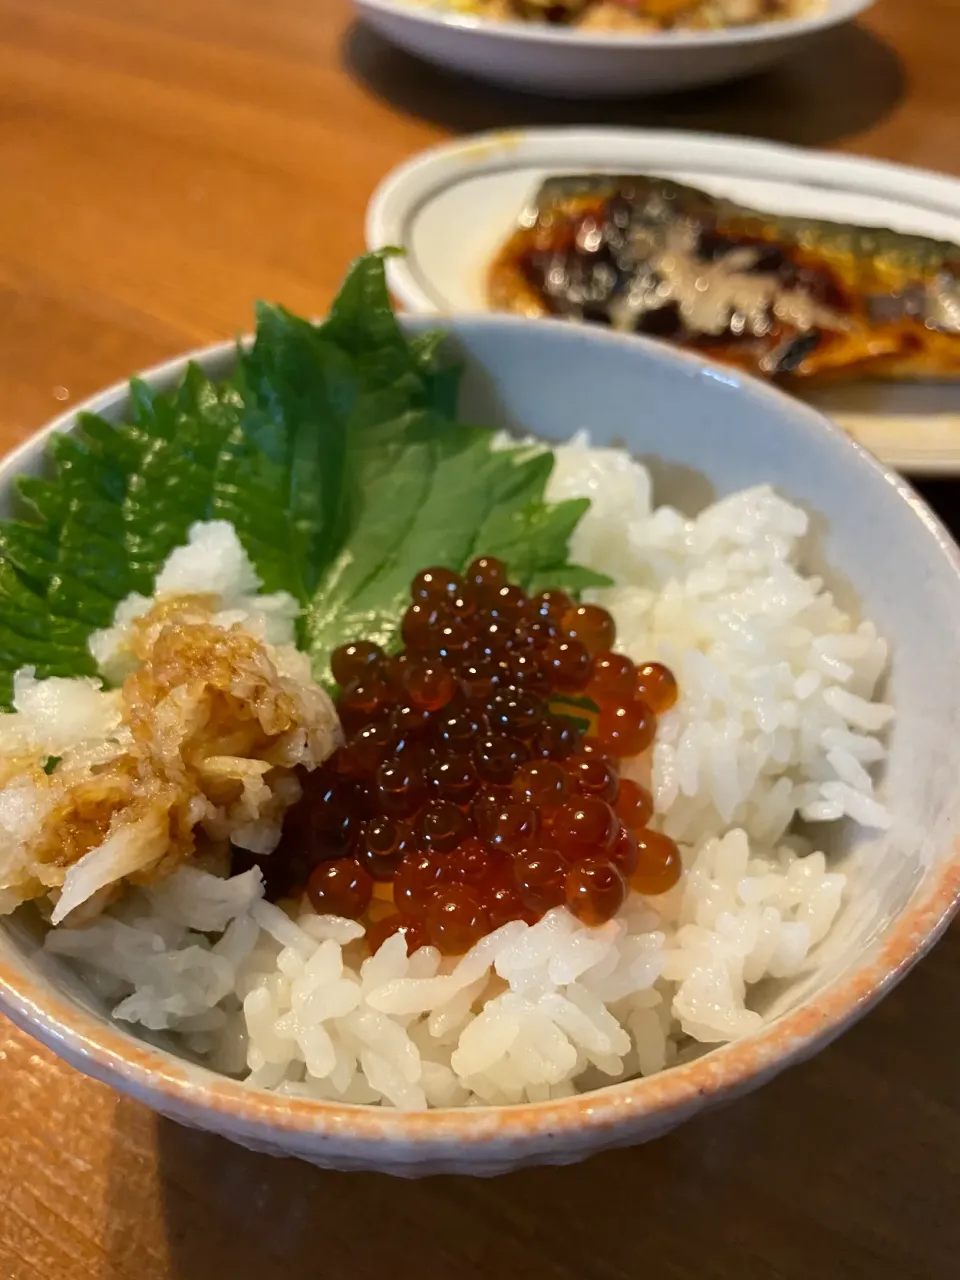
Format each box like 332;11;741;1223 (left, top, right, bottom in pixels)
355;0;872;98
0;254;897;1112
415;0;812;32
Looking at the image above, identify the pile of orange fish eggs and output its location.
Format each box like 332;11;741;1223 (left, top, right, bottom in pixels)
258;557;682;957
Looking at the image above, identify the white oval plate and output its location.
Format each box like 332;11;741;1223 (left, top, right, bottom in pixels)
352;0;873;99
367;127;960;475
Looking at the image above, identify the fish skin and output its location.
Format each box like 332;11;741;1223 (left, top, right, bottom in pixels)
488;173;960;382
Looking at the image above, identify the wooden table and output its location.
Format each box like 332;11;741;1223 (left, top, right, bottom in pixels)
0;2;958;1276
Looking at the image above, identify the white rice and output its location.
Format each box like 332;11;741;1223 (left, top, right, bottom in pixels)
549;432;892;844
39;439;893;1108
46;827;842;1107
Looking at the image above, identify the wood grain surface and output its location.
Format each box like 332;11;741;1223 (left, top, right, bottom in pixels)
0;1;958;1276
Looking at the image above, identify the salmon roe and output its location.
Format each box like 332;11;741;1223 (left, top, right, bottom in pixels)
634;661;679;714
248;560;679;955
630;830;683;896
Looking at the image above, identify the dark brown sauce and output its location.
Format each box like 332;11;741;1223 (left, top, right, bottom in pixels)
504;190;858;380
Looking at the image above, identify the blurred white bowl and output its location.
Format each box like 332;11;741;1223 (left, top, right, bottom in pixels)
366;126;960;474
351;0;874;98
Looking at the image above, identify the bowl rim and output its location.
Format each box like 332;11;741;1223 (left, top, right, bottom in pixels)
1;313;958;1153
352;0;874;51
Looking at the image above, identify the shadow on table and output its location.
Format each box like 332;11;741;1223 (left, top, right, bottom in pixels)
341;20;904;149
105;927;958;1280
914;479;960;537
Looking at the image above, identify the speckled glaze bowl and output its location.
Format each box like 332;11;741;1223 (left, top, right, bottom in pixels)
1;317;959;1177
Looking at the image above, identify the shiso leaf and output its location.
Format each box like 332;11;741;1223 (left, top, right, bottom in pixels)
551;695;600;715
549;694;599;736
217;307;355;602
122;366;239;585
0;251;609;705
304;422;522;666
